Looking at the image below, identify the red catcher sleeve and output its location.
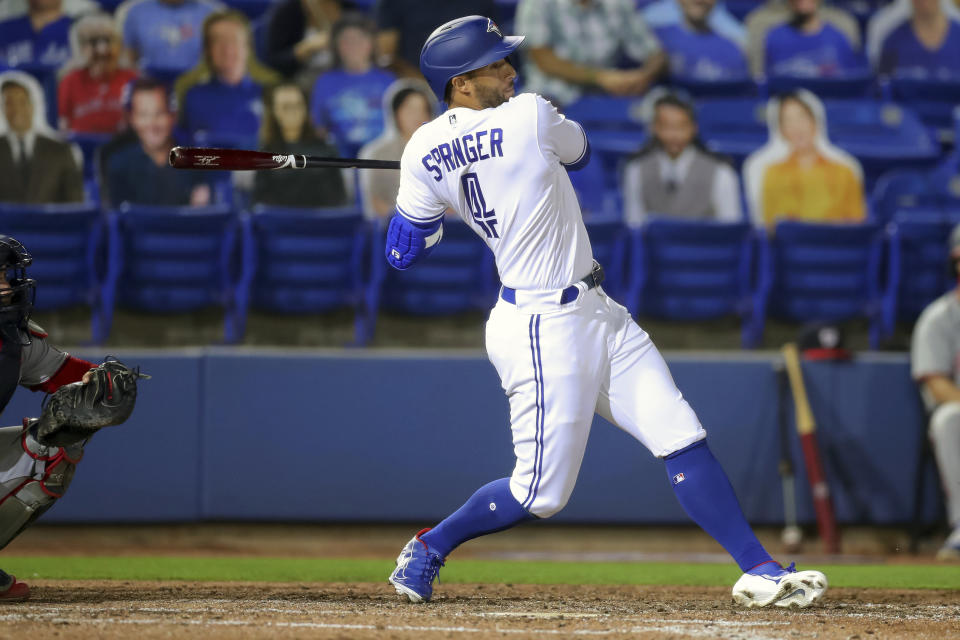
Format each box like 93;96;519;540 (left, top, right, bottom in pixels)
28;356;95;393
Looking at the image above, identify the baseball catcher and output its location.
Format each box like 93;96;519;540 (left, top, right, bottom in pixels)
0;235;147;601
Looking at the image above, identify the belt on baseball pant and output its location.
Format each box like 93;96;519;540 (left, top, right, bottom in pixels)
500;262;605;306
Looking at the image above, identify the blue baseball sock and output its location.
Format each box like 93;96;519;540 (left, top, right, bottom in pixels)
664;440;773;572
421;478;534;558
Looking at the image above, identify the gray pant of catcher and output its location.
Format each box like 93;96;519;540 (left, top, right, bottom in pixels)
0;420;82;552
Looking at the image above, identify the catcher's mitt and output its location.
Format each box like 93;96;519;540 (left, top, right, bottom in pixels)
36;358;150;447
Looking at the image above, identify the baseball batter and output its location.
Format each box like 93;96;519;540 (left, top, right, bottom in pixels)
386;15;827;608
0;235;145;601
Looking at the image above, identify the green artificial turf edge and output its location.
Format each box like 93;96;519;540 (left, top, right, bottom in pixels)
1;557;958;590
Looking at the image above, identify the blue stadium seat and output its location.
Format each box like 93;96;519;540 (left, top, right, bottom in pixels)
368;216;497;323
871;155;960;223
569;159;619;219
190;130;259;150
109;204;248;343
760;221;885;347
825;100;940;187
563;96;647;195
696;98;768;161
563;96;646;132
871;169;940;223
223;0;274;19
723;0;757;20
628;219;761;347
766;70;876;99
698;98;940;184
955;106;960;147
587;129;648;156
888;75;960;133
0;204;111;343
932;153;960;193
246;206;373;345
494;0;519;31
883;216;952;335
584;217;629;301
251;13;271;66
668;76;756;98
831;0;886;31
946;206;960;227
141;65;186;88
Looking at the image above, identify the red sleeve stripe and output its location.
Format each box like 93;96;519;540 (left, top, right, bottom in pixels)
29;356;95;394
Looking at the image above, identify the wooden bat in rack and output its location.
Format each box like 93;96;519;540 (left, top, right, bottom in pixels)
774;360;803;552
168;147;401;171
781;343;841;554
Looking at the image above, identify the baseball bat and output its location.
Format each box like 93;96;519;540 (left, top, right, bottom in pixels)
781;343;841;554
168;147;401;171
774;361;802;552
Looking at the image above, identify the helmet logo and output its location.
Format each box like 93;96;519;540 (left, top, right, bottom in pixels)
486;19;502;38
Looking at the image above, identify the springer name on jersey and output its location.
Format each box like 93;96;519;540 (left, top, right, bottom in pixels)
396;93;591;292
421;126;505;181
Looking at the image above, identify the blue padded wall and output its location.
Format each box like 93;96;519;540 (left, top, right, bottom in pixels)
200;352;516;521
0;349;932;525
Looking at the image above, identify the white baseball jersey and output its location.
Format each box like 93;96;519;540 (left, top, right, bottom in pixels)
395;93;704;519
395;93;593;291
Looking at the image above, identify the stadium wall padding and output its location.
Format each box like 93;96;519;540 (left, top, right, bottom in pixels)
2;350;937;525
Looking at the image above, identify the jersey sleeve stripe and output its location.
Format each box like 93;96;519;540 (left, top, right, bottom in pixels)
397;205;445;225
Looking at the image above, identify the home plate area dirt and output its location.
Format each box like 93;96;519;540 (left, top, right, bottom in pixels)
0;582;956;639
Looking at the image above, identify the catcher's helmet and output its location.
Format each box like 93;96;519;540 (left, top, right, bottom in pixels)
419;15;524;101
0;235;36;328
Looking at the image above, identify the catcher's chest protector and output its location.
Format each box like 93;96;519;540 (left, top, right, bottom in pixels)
0;327;22;414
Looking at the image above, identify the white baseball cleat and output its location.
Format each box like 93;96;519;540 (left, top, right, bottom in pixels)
732;561;828;609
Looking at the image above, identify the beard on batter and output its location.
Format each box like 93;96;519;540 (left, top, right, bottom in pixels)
474;83;510;109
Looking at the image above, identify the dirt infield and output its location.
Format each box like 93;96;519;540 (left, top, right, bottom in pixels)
1;581;957;639
3;525;957;638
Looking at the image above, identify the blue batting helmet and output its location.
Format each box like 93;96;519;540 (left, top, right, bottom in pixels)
419;15;524;101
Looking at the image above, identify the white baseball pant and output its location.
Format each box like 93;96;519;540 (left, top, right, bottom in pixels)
485;286;706;518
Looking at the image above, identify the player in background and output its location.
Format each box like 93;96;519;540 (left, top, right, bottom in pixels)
0;235;144;601
384;16;828;608
911;223;960;561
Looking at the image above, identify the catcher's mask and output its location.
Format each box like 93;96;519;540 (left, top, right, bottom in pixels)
0;235;36;330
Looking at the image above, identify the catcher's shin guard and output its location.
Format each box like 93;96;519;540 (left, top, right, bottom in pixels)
0;420;82;550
